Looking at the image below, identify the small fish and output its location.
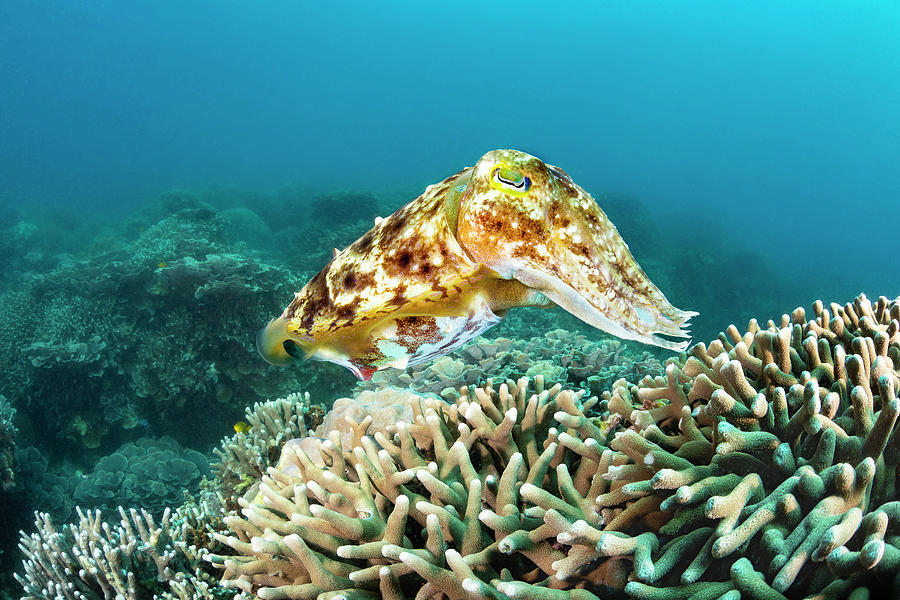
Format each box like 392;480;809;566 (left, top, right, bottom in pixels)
257;149;697;380
157;261;167;268
233;421;251;434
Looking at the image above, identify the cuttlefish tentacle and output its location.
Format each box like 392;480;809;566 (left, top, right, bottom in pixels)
456;149;697;351
258;149;697;379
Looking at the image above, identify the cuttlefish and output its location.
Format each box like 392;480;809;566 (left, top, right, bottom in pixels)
257;149;697;380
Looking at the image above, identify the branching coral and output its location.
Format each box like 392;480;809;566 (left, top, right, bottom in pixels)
208;376;613;598
210;293;900;599
16;498;232;600
583;293;900;598
212;392;325;506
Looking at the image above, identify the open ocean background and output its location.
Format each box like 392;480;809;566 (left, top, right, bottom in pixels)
2;2;899;299
1;1;899;595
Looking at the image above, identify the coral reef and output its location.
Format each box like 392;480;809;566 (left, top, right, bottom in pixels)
74;436;210;515
9;447;77;524
316;389;426;449
359;329;664;400
592;293;900;598
0;395;16;491
5;183;886;600
212;392;325;506
209;375;598;598
16;500;231;600
0;189;376;598
0;197;355;453
208;293;900;598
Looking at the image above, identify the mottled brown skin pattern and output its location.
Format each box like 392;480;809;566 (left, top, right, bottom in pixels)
458;150;693;345
289;173;471;335
260;169;515;375
258;149;696;378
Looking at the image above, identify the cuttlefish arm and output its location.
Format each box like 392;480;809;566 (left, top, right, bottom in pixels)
456;150;697;351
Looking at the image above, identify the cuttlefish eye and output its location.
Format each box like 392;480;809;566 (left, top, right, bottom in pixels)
490;164;531;197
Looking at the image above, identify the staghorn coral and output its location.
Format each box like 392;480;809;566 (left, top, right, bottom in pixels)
359;329;664;400
15;498;233;600
212;392;325;506
209;293;900;599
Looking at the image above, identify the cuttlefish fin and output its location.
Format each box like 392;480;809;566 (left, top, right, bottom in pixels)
510;266;694;351
516;195;696;349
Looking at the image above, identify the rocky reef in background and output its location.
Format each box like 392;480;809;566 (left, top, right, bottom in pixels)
0;192;348;457
356;330;666;402
0;396;15;492
0;188;375;593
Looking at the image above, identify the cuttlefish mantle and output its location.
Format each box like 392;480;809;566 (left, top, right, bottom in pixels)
257;149;697;380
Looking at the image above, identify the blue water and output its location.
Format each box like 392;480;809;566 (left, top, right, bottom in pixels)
2;1;898;298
